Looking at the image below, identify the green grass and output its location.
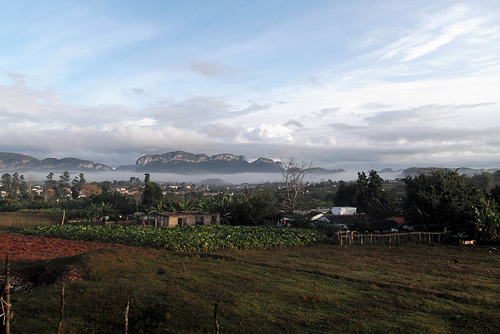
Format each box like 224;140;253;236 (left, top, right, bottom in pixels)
7;244;500;333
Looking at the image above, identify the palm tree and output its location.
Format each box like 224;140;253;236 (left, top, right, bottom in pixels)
167;194;202;212
209;194;233;215
147;201;169;215
87;202;112;223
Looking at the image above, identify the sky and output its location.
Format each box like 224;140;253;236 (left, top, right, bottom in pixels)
1;0;500;171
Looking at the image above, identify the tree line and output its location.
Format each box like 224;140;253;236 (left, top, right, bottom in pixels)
334;169;500;243
1;167;499;243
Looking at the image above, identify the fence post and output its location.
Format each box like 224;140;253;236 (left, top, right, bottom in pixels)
124;296;130;334
3;252;11;334
214;303;220;334
56;283;65;334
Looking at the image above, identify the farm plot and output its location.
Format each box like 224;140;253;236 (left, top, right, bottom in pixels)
0;233;156;263
23;224;327;251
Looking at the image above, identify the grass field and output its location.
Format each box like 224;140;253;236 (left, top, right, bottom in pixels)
0;211;61;230
7;243;500;333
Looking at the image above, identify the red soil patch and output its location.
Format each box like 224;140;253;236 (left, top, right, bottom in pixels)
0;233;156;263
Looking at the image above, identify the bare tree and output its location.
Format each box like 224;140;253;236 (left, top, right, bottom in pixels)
280;159;312;214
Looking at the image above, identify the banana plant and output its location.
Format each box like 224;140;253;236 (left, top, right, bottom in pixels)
474;199;500;242
87;201;112;223
147;201;169;214
167;194;202;212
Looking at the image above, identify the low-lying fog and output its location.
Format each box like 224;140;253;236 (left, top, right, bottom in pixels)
20;170;404;185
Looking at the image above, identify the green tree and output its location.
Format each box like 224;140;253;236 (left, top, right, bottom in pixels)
359;170;397;218
59;171;70;188
57;171;71;198
44;172;57;200
18;174;29;200
100;181;112;194
488;185;500;210
334;180;359;207
335;170;398;219
142;176;163;209
11;172;21;198
164;194;203;212
1;173;13;198
355;171;382;213
469;172;494;193
90;191;136;217
87;201;113;223
404;169;485;235
208;193;234;223
71;173;86;199
231;186;277;225
147;200;169;215
493;170;500;186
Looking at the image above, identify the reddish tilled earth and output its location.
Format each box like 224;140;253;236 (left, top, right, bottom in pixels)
1;233;155;263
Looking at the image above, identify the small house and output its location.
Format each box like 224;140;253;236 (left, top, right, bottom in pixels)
311;213;350;230
144;211;220;227
368;218;405;233
331;207;357;215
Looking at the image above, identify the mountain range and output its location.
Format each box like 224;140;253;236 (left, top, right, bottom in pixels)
0;151;344;174
2;151;496;176
0;152;113;172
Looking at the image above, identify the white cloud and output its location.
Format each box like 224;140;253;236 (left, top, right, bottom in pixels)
1;1;500;171
189;60;232;78
122;118;158;127
403;19;484;61
379;5;495;62
247;124;295;142
202;123;241;139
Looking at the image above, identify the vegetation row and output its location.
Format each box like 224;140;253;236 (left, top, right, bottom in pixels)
22;224;327;251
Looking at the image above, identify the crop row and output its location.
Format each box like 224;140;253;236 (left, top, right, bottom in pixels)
23;224;327;251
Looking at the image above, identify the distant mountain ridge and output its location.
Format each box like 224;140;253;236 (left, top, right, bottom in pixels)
0;151;345;174
135;151;344;174
16;151;499;176
0;152;113;172
401;166;499;176
135;151;270;173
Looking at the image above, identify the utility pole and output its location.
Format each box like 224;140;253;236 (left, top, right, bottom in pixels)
115;190;118;224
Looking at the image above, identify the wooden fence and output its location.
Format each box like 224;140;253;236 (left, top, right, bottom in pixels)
335;231;443;246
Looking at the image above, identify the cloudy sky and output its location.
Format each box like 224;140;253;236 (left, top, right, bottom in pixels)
1;0;500;170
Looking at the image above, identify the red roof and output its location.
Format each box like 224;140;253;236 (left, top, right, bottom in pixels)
388;217;405;225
